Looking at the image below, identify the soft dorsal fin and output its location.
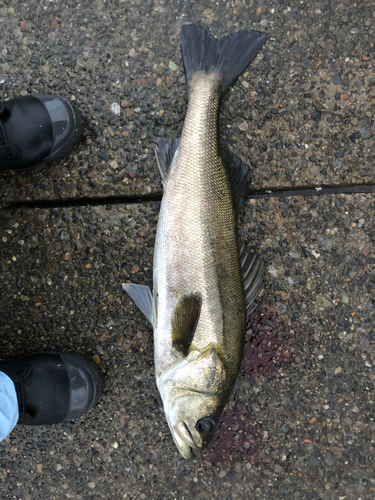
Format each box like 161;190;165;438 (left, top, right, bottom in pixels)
221;148;254;213
122;283;154;326
171;294;202;355
239;244;267;320
154;138;180;182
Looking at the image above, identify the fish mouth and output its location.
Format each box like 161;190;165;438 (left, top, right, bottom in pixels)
172;421;200;460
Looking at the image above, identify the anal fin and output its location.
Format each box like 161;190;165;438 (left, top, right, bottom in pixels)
221;148;254;213
239;243;267;320
155;138;180;183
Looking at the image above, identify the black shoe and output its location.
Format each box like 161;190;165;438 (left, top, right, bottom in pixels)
0;353;102;425
0;94;83;171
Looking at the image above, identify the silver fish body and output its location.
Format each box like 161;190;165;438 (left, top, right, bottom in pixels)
154;72;244;457
123;25;267;459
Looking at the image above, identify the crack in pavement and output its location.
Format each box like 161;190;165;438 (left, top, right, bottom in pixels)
1;182;375;210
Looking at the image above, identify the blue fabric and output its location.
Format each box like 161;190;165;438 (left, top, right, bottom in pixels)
0;371;18;441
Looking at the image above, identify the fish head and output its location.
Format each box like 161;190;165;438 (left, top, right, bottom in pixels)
167;390;223;459
158;345;229;459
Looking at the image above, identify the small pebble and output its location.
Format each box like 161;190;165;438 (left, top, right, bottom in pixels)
278;304;287;314
361;127;371;140
169;61;178;71
110;102;121;115
324;452;336;466
238;121;249;132
332;74;341;85
362;244;370;257
357;219;365;228
308;456;320;467
131;265;140;274
98;151;109;161
332;160;342;169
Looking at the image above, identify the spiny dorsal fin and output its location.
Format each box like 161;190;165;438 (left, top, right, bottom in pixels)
122;283;154;326
171;294;202;355
239;243;267;320
154;138;180;182
221;148;254;213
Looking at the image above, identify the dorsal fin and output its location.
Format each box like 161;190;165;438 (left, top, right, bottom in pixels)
221;148;254;213
239;243;267;320
171;294;202;355
154;138;180;182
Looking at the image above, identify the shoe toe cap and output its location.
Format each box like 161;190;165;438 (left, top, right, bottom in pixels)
34;95;80;151
61;354;102;421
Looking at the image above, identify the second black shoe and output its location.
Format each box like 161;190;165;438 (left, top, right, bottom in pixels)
0;352;102;425
0;94;83;171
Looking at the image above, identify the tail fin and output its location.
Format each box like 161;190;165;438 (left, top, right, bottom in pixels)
180;24;268;96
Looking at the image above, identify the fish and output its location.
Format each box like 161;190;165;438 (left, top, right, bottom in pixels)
123;24;268;459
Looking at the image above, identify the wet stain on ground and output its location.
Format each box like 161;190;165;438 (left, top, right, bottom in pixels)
203;310;294;468
203;404;264;468
242;310;295;379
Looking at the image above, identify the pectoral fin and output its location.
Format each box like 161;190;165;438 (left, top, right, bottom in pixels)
171;294;202;355
122;283;154;325
239;244;267;320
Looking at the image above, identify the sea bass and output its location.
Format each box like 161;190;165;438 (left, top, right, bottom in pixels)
123;24;268;459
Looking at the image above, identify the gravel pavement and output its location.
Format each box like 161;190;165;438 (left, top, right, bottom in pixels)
0;0;374;203
0;1;375;499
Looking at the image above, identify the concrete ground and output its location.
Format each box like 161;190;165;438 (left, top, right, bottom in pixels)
0;0;374;499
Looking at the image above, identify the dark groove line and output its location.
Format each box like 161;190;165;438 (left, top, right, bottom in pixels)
1;193;163;210
1;183;375;210
247;183;375;199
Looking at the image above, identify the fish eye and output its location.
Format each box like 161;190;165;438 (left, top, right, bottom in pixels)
196;417;215;434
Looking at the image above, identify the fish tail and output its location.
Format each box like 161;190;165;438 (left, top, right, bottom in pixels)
180;24;268;97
